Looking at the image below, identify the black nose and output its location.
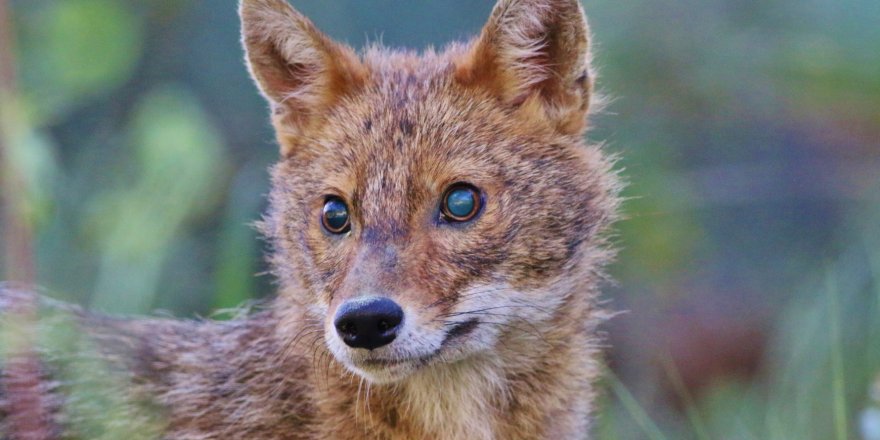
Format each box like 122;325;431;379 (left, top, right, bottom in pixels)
334;297;404;350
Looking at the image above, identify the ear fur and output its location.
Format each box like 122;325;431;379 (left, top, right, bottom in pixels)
456;0;594;135
239;0;368;153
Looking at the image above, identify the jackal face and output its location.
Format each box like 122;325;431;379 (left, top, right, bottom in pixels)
241;0;618;384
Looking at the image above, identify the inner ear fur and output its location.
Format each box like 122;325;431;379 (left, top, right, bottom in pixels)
456;0;594;135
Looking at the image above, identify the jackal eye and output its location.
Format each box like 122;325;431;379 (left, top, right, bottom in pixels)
322;197;351;234
441;184;482;223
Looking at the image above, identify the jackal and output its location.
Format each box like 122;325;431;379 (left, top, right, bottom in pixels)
0;0;621;438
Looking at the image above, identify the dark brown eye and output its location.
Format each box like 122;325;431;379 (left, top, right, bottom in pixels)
441;184;482;223
322;197;351;234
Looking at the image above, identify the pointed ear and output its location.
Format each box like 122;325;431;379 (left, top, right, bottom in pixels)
456;0;594;135
239;0;368;152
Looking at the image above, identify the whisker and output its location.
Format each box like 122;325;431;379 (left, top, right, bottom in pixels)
366;380;375;428
356;376;364;426
438;304;545;318
422;285;512;310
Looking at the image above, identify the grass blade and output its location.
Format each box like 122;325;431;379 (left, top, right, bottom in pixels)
607;371;669;440
827;269;848;440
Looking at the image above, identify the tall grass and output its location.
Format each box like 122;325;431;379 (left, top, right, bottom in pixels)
598;201;880;439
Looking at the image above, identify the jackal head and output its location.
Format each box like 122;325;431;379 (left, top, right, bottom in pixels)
241;0;619;384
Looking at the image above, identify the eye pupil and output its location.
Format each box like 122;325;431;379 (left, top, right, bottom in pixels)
447;189;475;218
322;197;350;234
442;185;481;222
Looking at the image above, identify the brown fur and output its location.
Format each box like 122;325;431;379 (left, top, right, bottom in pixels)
0;0;621;438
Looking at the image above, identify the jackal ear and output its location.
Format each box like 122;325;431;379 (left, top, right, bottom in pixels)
239;0;367;150
456;0;594;135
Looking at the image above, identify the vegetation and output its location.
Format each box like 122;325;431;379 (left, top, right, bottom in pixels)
1;0;878;438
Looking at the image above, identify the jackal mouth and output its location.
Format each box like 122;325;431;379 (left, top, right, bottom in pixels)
353;318;481;371
359;356;428;368
441;318;480;346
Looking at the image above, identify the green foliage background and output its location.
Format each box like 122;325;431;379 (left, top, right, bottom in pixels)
2;0;879;438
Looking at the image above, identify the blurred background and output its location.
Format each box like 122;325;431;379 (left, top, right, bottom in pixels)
0;0;878;438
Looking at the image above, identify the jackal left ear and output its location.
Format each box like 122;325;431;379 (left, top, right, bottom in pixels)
240;0;368;154
456;0;594;135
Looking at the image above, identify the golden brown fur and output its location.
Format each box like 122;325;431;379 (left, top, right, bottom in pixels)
0;0;621;438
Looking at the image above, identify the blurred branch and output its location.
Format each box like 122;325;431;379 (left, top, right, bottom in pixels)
0;0;35;284
0;4;52;438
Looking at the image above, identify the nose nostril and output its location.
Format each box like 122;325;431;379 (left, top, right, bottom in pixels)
339;321;356;336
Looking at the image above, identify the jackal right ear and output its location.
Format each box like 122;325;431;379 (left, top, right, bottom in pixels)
240;0;367;152
456;0;594;135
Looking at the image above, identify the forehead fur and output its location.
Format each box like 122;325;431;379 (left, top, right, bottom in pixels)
278;42;578;171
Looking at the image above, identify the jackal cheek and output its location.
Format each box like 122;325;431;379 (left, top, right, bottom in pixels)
390;306;445;351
